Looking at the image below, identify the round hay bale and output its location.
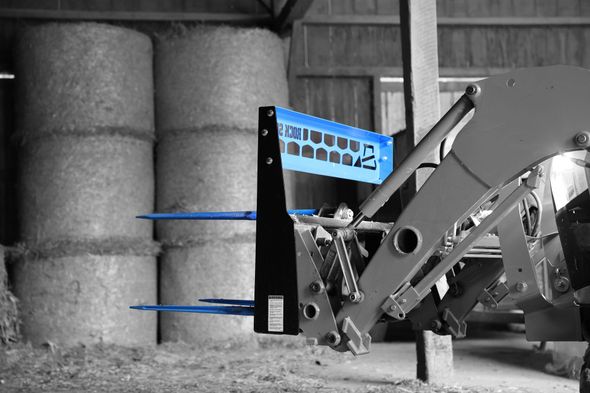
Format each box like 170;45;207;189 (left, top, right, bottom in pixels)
11;253;156;346
15;22;154;141
159;239;255;343
156;128;257;243
18;135;154;243
155;26;289;134
155;26;292;343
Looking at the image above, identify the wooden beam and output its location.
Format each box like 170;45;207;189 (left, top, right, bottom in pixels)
301;14;590;26
0;9;271;23
292;66;511;78
275;0;314;34
399;0;454;383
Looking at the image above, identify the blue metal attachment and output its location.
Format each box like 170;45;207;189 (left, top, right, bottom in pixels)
137;209;317;220
274;106;394;184
198;298;256;306
130;304;254;316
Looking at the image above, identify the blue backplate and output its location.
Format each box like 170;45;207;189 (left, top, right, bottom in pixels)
275;107;394;184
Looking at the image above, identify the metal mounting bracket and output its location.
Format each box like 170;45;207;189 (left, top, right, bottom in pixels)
381;284;422;320
342;317;371;355
442;308;467;338
477;282;509;309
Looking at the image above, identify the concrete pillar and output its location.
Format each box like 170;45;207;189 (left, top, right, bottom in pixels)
398;0;454;383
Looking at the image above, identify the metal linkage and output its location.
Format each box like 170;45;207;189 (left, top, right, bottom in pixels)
349;94;475;227
382;166;544;320
332;229;363;304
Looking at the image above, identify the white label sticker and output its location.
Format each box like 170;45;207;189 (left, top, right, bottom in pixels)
268;295;284;332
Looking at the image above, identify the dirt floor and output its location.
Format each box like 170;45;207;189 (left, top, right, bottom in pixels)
0;329;579;393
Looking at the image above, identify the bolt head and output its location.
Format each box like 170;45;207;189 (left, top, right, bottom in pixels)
516;281;528;292
466;84;479;95
265;157;273;165
261;129;268;136
326;331;341;346
310;281;324;293
430;320;442;331
389;305;397;312
349;291;363;303
575;132;590;147
267;109;274;117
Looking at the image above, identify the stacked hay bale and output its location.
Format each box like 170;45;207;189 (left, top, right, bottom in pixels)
13;23;157;346
155;26;290;342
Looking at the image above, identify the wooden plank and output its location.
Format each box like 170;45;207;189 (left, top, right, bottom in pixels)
376;0;397;15
305;25;332;66
566;28;583;66
330;0;355;14
514;0;536;17
496;0;513;16
545;26;567;65
292;66;511;77
381;24;402;66
535;0;558;16
530;27;548;66
466;0;490;17
557;0;581;17
468;27;488;67
449;0;468;17
300;14;590;25
583;28;590;67
293;66;403;76
353;0;377;15
451;28;467;67
308;0;330;14
289;20;306;68
0;8;271;21
372;75;382;133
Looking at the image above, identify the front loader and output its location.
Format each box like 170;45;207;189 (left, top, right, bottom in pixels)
133;65;590;388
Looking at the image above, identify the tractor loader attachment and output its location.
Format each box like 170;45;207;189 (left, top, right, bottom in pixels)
133;66;590;361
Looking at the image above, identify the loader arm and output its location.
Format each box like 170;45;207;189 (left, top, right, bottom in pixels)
335;65;590;353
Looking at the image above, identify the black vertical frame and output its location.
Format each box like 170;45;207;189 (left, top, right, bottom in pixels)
254;106;299;335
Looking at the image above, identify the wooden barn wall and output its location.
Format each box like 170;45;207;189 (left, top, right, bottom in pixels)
290;0;590;209
293;23;590;72
308;0;590;16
